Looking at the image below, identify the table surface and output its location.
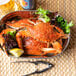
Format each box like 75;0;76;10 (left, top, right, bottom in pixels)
0;0;76;76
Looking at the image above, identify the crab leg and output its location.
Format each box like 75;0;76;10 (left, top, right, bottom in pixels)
6;19;38;30
16;31;23;49
41;41;62;55
16;30;31;49
0;35;5;51
52;41;62;53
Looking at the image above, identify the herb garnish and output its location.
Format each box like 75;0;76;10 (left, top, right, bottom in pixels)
7;31;16;38
56;16;74;33
35;7;50;23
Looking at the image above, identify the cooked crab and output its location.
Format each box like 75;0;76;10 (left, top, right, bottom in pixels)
0;19;67;56
16;22;65;55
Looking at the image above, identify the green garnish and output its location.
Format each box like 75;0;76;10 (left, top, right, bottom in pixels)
35;7;49;15
56;16;74;33
36;7;74;33
56;16;63;23
35;7;50;23
7;31;16;38
67;21;74;27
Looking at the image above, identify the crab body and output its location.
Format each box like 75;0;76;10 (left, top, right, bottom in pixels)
0;18;65;56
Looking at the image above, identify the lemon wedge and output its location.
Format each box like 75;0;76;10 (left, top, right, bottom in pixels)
9;48;24;57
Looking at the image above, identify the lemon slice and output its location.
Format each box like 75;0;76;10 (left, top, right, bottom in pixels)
9;48;24;57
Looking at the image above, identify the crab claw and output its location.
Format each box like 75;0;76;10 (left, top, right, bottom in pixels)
52;41;62;53
0;35;5;49
0;35;7;55
41;48;57;55
6;19;40;30
41;41;62;55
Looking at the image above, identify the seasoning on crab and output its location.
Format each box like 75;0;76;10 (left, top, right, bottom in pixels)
15;22;67;55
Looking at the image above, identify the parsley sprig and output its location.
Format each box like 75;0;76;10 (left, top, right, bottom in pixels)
35;7;50;23
56;16;74;33
7;31;16;38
